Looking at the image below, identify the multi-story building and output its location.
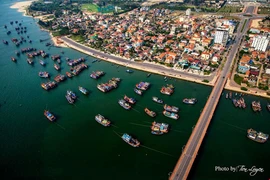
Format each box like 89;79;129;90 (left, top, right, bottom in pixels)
214;30;229;45
251;35;269;52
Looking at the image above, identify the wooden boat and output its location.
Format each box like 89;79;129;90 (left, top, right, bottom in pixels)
145;108;156;117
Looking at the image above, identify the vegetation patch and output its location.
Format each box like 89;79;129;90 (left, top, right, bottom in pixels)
70;35;85;43
81;4;99;12
257;7;270;14
240;87;248;91
241;19;247;33
202;79;209;83
218;6;242;13
234;74;243;85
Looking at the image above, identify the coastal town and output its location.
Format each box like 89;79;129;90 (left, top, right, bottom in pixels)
24;0;270;97
1;0;270;180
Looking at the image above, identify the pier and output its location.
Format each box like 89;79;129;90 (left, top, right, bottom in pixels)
169;10;254;180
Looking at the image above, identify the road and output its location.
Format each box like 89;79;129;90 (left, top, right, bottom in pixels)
245;6;255;14
61;37;215;83
169;16;252;180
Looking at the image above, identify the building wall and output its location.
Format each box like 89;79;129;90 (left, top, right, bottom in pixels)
251;35;269;52
214;30;228;45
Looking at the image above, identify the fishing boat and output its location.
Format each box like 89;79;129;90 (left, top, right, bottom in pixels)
145;108;156;117
57;59;61;64
229;92;232;99
97;78;119;93
41;81;57;91
45;42;51;46
251;101;261;112
54;64;60;71
79;86;89;95
39;60;45;66
247;128;268;143
95;114;111;127
27;58;33;65
152;96;163;104
183;98;197;105
90;71;105;79
67;90;77;100
65;94;74;104
38;71;49;78
124;95;136;104
164;104;179;113
239;98;246;108
267;103;270;112
134;88;143;95
232;99;238;107
51;55;60;60
121;133;140;147
160;86;173;95
54;74;66;82
126;69;133;73
11;57;16;62
41;52;48;58
2;40;8;45
136;82;150;91
163;110;179;120
151;122;169;135
112;77;121;82
118;99;131;110
44;110;56;122
66;72;72;78
167;84;174;89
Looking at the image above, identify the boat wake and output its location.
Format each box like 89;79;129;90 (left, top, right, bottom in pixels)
55;122;66;131
140;145;176;158
170;129;189;134
111;124;119;128
131;108;141;113
130;122;149;128
113;130;123;138
219;120;246;132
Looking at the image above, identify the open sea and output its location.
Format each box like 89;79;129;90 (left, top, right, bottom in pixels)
0;1;269;180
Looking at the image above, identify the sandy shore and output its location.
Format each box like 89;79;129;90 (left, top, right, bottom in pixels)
50;35;68;48
10;0;36;15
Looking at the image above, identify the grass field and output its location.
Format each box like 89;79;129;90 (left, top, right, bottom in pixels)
81;4;99;12
218;6;243;13
257;7;270;14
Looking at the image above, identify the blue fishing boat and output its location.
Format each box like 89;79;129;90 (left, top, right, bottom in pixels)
122;133;140;147
79;86;89;95
67;90;77;100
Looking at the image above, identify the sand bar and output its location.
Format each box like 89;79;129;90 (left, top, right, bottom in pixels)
10;0;36;14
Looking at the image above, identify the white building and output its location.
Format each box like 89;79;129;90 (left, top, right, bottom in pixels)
214;30;229;45
251;35;269;52
186;8;191;16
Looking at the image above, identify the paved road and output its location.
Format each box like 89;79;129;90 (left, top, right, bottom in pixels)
169;16;252;180
61;37;215;82
245;6;255;14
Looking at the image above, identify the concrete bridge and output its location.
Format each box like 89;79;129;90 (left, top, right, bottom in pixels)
169;7;255;180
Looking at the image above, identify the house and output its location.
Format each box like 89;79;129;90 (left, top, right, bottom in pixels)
238;62;250;74
201;52;211;60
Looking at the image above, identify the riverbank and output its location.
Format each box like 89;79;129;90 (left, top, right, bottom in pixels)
225;79;270;99
59;37;270;99
60;36;217;87
10;0;36;15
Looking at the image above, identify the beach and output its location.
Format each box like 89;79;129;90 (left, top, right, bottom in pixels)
10;0;36;15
